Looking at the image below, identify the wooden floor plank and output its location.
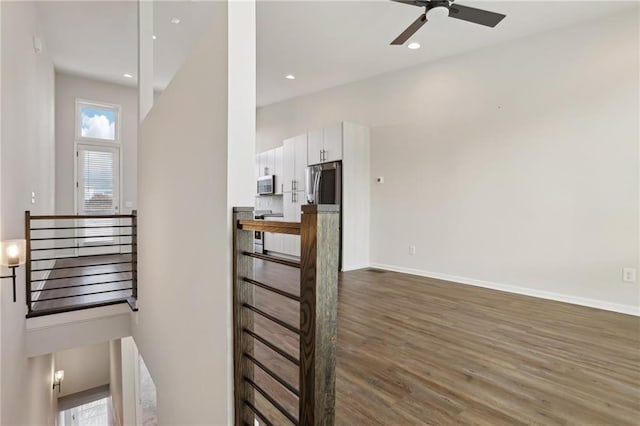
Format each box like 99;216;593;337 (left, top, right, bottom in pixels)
31;253;133;312
248;260;640;425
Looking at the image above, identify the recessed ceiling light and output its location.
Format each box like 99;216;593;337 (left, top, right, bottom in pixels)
152;35;157;40
123;73;133;79
407;42;421;50
170;17;181;24
285;74;296;80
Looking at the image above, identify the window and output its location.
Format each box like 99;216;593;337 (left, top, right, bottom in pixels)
58;396;111;426
74;99;122;251
76;99;120;142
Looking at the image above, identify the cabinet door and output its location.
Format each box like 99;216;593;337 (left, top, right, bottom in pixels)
282;191;303;256
282;138;295;193
291;191;303;256
265;217;284;253
265;149;275;176
257;151;268;177
264;231;276;252
273;146;284;194
323;123;343;163
307;128;323;166
282;191;297;256
294;134;308;192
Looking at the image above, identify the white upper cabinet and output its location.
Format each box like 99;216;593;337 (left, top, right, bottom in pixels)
283;133;307;193
323;123;343;163
256;151;267;177
307;123;343;165
282;137;295;193
273;146;284;194
265;149;275;176
307;128;323;165
294;135;307;192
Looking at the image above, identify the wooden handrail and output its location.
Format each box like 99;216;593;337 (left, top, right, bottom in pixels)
237;219;301;235
232;205;339;426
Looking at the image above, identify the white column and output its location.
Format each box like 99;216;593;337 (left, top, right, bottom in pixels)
227;2;256;422
227;0;257;208
138;0;154;122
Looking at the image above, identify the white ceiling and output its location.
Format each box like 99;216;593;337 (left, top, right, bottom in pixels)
36;0;217;90
36;1;637;105
257;0;638;106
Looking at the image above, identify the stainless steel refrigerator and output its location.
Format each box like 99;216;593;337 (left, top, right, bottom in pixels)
306;161;342;268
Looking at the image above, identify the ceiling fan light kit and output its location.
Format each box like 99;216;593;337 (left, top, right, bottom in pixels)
390;0;506;46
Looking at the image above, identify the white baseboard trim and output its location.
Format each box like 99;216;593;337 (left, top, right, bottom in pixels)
369;263;640;317
342;263;370;272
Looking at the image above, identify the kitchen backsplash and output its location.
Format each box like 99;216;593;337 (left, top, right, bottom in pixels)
255;195;284;213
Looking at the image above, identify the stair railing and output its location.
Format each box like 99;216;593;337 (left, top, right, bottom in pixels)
233;205;339;426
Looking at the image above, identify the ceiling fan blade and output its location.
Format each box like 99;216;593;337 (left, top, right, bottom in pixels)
391;13;427;45
390;0;425;7
448;4;505;28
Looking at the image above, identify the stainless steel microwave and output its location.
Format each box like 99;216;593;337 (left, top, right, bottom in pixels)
257;175;275;195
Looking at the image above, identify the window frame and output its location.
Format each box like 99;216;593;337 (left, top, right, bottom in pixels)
75;98;122;143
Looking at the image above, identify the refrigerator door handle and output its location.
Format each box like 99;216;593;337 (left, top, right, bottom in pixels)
313;170;321;204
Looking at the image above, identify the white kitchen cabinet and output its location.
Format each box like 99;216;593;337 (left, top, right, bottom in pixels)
323;123;343;163
264;217;285;253
307;123;343;165
265;149;275;176
256;152;267;178
307;128;323;166
274;146;284;194
282;191;303;256
283;133;307;193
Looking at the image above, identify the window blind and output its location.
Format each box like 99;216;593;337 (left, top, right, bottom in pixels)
81;150;114;213
79;149;116;244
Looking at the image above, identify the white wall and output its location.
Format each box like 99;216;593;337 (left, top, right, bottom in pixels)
54;341;111;398
55;72;138;214
0;1;57;424
26;304;133;357
257;11;640;314
134;0;255;422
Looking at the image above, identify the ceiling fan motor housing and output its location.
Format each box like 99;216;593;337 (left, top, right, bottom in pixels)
426;0;451;12
426;0;452;18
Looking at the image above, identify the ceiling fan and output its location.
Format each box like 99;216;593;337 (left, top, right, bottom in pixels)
390;0;506;45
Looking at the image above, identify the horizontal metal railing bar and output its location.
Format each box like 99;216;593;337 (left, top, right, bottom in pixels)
243;303;301;335
243;328;300;366
242;252;301;269
35;287;133;302
31;253;133;263
31;243;132;251
32;261;132;272
244;400;274;426
245;353;300;397
31;278;132;292
31;225;132;231
237;219;301;235
27;298;130;318
30;214;134;220
31;270;133;283
245;377;299;426
30;234;133;241
242;277;300;302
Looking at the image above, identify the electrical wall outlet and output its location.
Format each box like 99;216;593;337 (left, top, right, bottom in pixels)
409;245;416;256
622;268;637;283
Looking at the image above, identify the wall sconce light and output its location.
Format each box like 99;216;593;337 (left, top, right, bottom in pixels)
53;370;64;393
0;239;26;303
